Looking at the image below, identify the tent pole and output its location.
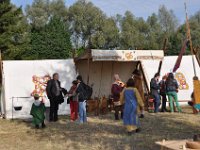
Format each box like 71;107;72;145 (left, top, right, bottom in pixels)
87;50;90;85
158;38;167;74
110;61;114;85
139;61;150;94
185;2;200;113
0;50;5;118
185;2;197;77
0;50;1;115
98;62;103;98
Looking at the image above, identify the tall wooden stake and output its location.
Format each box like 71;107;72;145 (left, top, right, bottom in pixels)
185;2;200;113
184;2;197;77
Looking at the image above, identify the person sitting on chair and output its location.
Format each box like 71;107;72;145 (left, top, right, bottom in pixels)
188;92;200;114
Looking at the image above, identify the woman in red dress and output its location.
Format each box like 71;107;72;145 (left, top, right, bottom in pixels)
68;80;78;121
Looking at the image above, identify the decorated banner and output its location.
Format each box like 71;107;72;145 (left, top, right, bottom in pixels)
91;50;164;61
175;72;189;90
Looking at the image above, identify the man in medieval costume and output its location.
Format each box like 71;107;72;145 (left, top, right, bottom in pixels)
111;74;124;120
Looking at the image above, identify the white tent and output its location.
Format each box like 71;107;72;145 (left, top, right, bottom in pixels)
1;52;198;119
160;55;200;101
0;59;76;119
142;55;200;103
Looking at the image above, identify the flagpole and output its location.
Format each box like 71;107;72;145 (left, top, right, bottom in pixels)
184;2;197;77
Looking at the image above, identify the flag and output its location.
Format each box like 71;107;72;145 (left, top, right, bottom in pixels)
172;40;189;72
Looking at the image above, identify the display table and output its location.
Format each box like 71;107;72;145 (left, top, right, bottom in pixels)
155;139;194;150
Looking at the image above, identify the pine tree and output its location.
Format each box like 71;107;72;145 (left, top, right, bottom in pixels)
22;16;72;59
0;0;29;59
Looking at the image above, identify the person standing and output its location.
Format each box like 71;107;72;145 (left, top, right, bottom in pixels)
159;75;168;112
120;78;144;135
150;73;161;113
46;73;64;122
111;74;124;120
166;73;182;113
68;80;78;122
76;75;87;123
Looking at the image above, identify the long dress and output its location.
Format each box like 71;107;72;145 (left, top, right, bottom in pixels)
68;85;78;121
120;87;144;132
30;103;46;125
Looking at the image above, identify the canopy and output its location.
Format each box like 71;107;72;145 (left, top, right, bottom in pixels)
75;49;164;62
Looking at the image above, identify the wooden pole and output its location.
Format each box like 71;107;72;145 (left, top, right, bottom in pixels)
87;49;90;85
185;2;200;112
157;38;167;74
184;2;197;77
0;50;6;118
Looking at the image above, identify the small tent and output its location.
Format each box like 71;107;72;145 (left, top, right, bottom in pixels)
0;59;76;119
75;49;164;99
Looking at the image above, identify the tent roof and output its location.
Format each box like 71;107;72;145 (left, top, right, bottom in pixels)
74;49;164;62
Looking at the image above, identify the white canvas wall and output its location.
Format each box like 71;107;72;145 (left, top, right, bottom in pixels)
140;56;200;103
141;60;161;90
160;55;200;102
1;59;76;119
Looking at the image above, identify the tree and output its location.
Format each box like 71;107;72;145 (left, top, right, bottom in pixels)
26;0;50;29
0;0;29;59
68;0;106;49
189;11;200;50
146;13;162;49
50;0;68;20
120;11;139;49
158;5;178;34
134;17;150;49
158;5;180;55
91;17;119;49
26;0;68;29
22;16;72;59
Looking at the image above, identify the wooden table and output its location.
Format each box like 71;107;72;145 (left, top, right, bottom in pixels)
155;139;195;150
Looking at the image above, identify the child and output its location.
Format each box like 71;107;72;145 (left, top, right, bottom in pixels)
68;80;78;122
30;94;46;129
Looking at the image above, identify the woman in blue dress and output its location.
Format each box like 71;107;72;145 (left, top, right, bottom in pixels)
120;78;144;135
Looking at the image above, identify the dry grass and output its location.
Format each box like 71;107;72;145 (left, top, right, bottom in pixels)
0;107;199;150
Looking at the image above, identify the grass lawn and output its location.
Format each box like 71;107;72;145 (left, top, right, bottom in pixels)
0;107;199;150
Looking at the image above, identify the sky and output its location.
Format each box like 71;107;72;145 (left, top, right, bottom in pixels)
11;0;200;24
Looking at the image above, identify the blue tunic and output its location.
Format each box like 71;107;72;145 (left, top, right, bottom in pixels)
123;89;139;126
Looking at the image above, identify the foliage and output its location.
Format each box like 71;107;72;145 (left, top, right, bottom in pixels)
4;0;200;59
0;0;29;60
22;16;72;59
68;0;106;49
25;0;68;29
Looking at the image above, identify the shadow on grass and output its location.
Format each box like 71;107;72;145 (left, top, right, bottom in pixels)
2;106;198;150
13;110;198;150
